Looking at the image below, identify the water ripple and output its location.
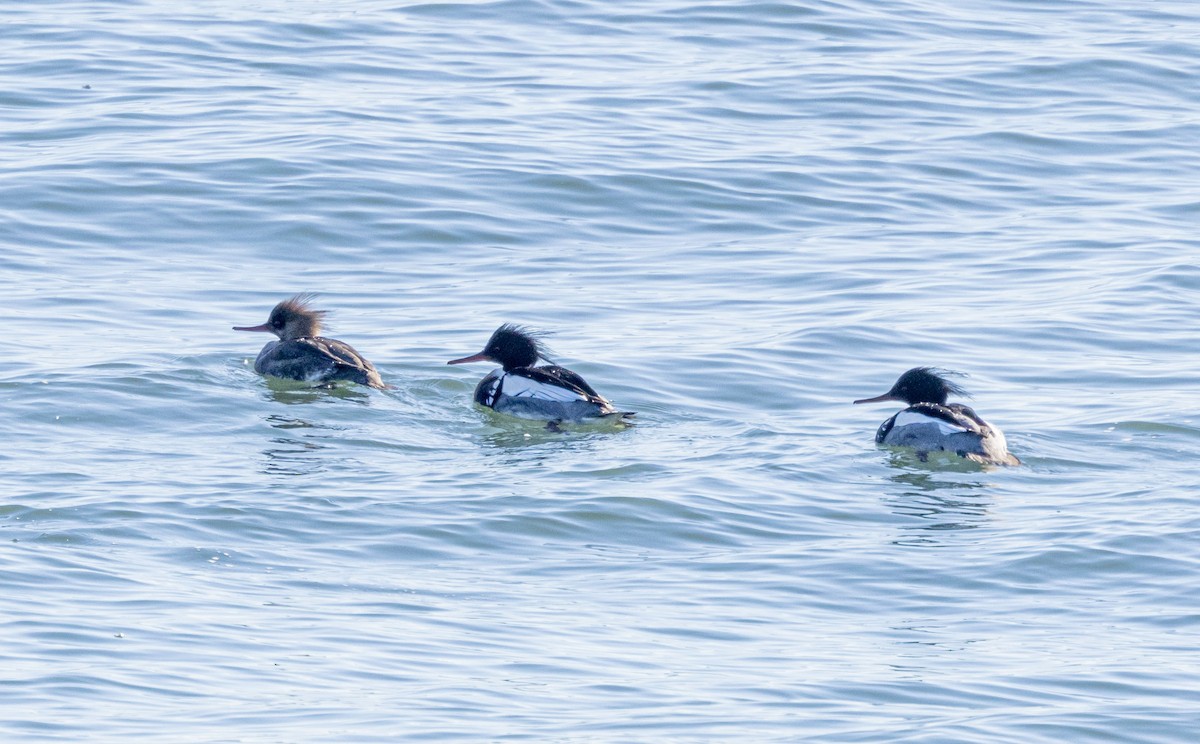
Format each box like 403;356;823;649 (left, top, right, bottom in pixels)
3;0;1200;740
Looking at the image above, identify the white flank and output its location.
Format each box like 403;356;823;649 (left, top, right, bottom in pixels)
500;373;587;403
892;410;968;435
986;424;1008;452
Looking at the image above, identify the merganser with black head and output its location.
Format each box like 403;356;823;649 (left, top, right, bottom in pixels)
854;367;1019;466
447;324;633;423
233;294;385;389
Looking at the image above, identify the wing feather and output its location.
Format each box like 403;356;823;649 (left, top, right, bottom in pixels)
512;366;611;406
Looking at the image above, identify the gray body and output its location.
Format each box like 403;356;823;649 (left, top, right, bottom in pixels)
876;403;1018;466
474;368;630;423
254;337;384;389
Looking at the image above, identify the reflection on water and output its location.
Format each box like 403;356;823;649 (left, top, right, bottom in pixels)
473;409;633;451
244;382;375;476
262;437;329;477
882;449;995;475
887;492;992;547
883;455;994;547
889;622;978;673
464;415;634;477
260;413;330;477
262;379;373;406
265;414;315;431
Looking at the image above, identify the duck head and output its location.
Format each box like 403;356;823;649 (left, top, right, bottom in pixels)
853;367;970;406
447;324;550;371
233;293;326;341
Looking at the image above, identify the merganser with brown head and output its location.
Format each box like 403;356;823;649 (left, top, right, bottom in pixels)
233;294;385;389
854;367;1019;466
448;324;632;423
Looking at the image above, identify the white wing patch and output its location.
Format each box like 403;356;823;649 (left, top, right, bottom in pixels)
893;410;969;435
500;373;588;403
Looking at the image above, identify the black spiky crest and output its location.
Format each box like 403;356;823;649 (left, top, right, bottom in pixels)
888;367;972;406
484;323;554;370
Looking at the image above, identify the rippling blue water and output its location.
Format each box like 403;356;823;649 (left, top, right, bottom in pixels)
3;0;1200;740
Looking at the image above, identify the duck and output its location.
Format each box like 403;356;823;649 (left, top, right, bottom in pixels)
854;367;1019;466
447;324;633;424
233;294;385;389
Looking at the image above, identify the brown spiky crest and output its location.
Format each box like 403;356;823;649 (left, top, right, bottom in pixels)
270;293;328;339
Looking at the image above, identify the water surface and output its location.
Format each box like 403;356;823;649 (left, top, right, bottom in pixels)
3;0;1200;741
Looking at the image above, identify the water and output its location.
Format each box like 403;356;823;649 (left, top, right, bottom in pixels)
3;0;1200;740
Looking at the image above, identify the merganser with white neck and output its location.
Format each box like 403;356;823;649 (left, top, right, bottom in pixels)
854;367;1019;466
233;294;385;389
447;324;632;423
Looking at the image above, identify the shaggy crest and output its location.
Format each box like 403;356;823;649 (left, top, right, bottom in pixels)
909;367;971;399
270;293;328;339
487;323;555;365
885;366;972;406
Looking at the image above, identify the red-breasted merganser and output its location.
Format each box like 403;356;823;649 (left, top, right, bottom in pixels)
447;324;633;423
854;367;1019;466
233;294;385;389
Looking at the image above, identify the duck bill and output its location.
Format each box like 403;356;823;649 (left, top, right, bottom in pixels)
853;392;902;405
447;351;491;365
233;323;272;332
